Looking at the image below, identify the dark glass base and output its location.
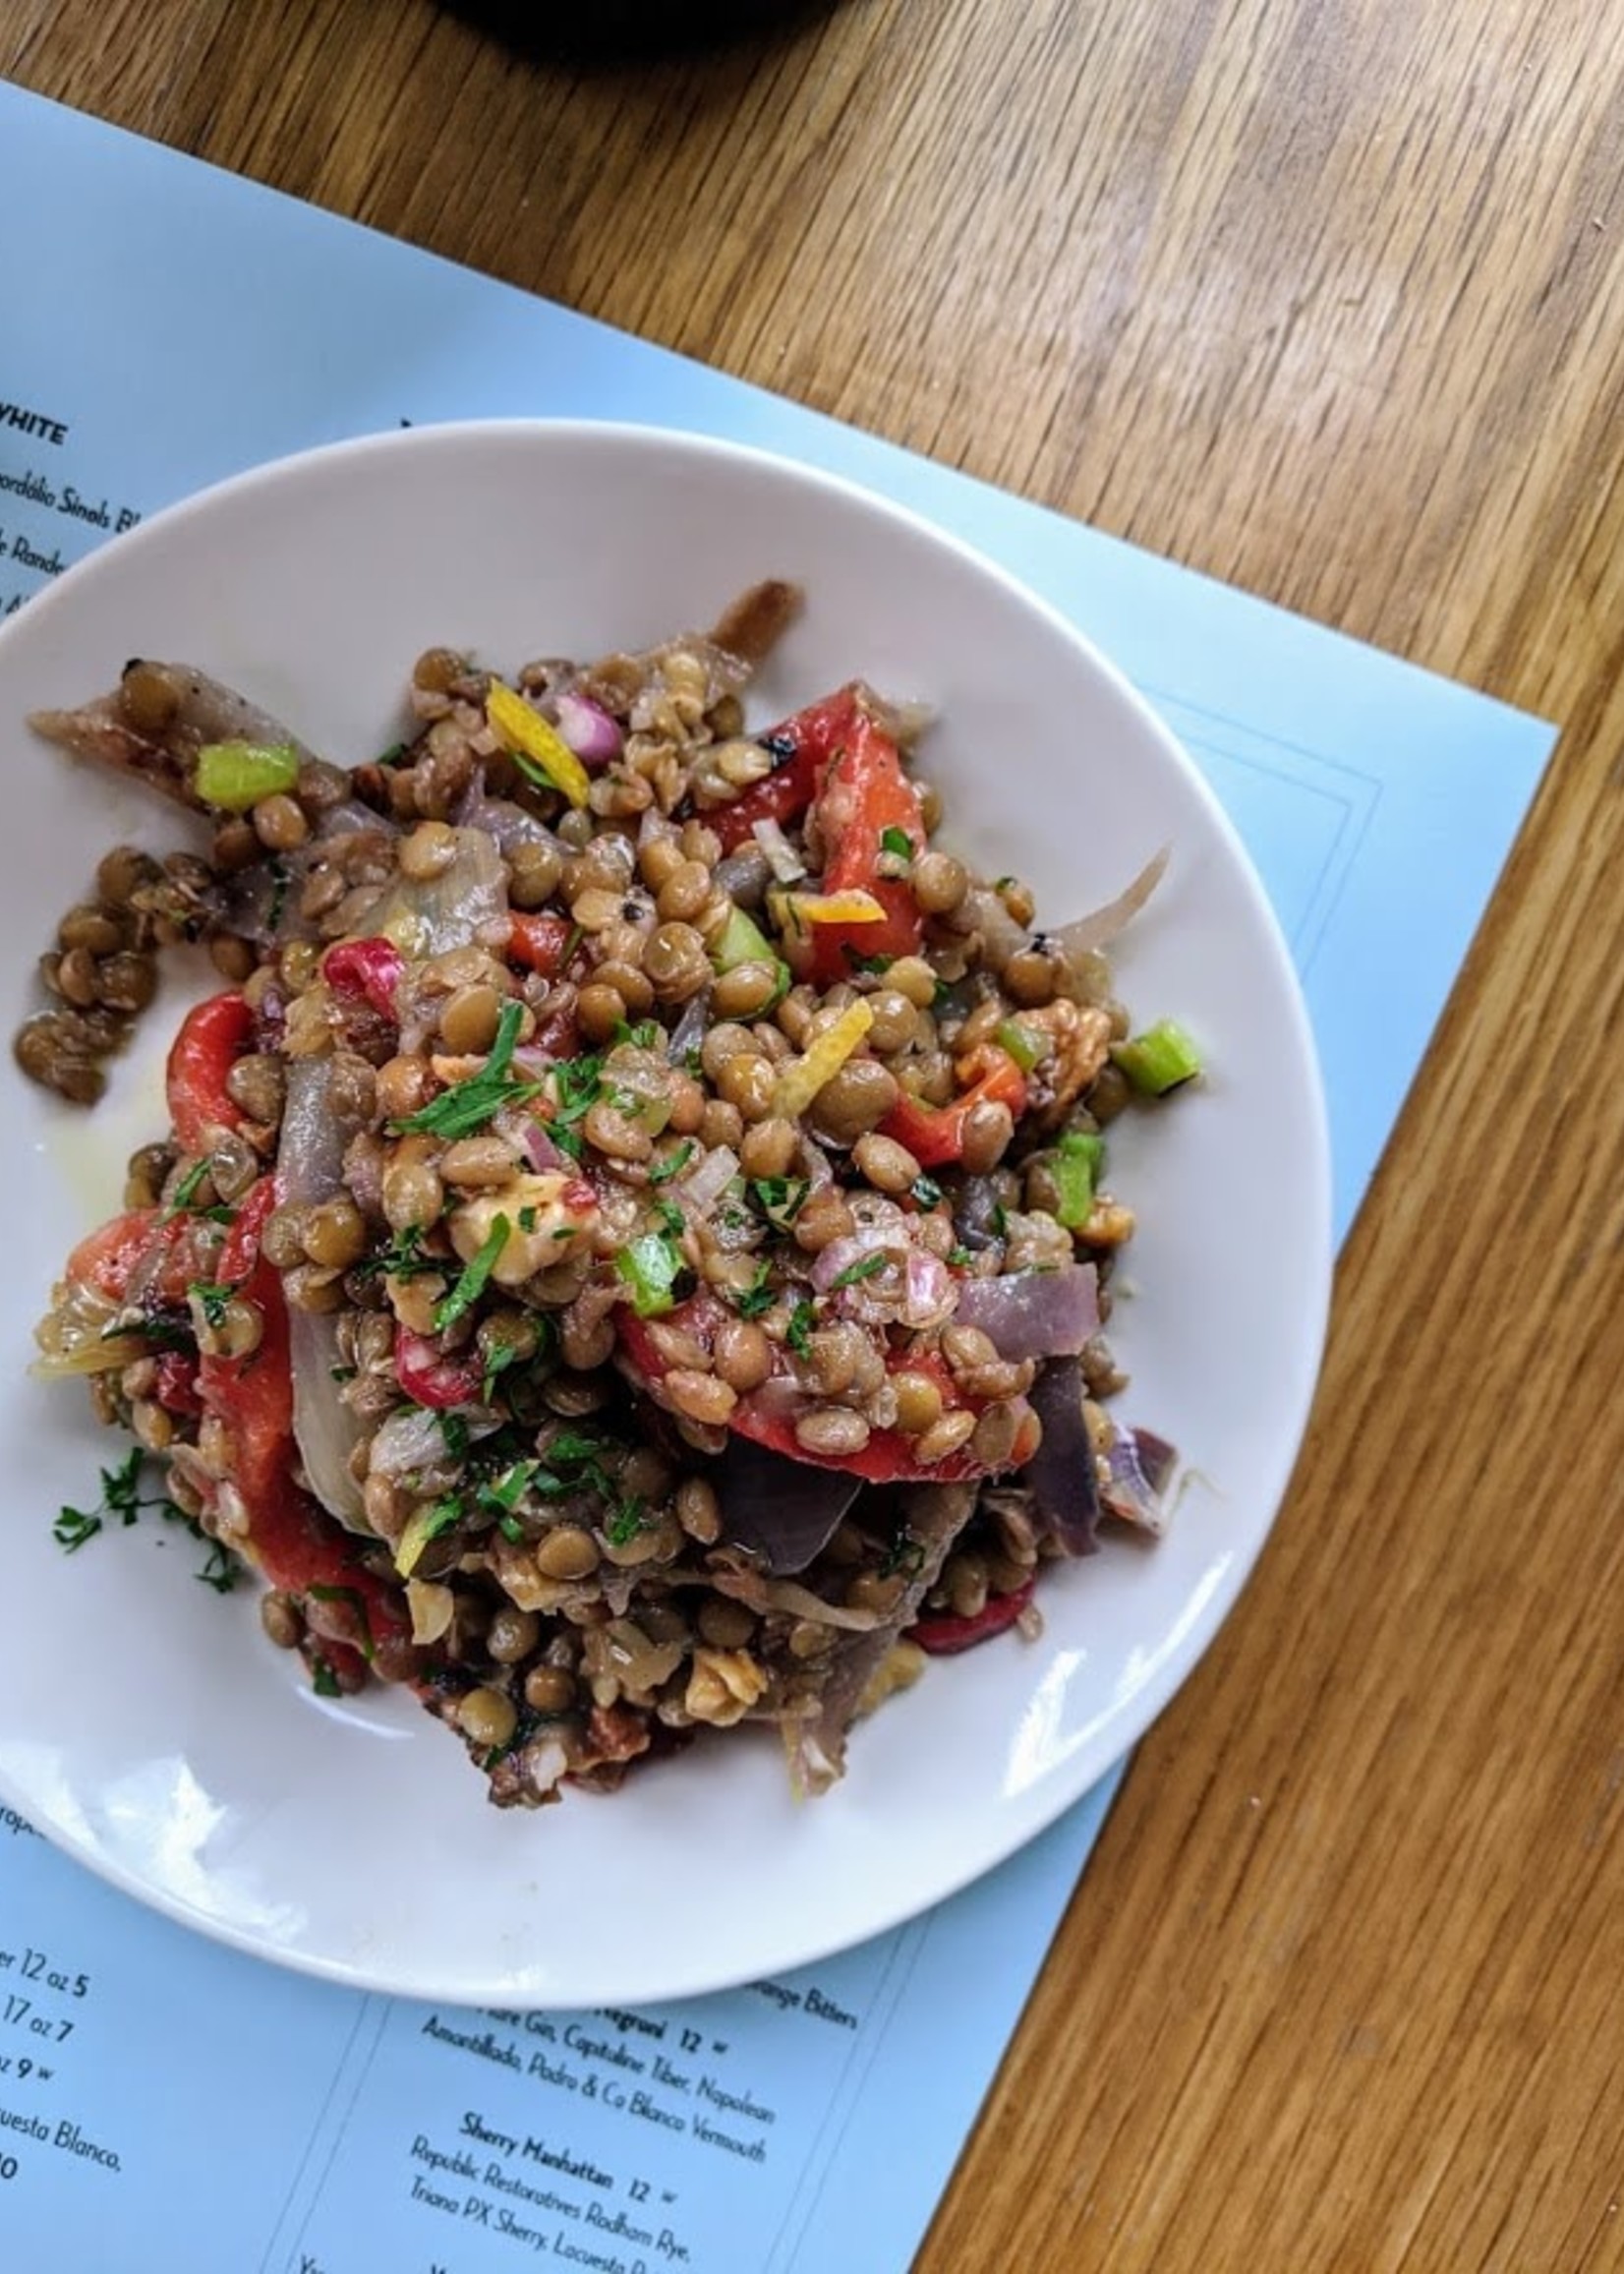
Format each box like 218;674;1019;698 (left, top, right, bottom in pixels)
440;0;843;64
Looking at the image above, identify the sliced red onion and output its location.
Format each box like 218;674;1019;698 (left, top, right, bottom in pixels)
742;1371;811;1426
900;1248;957;1329
670;1143;739;1220
316;798;392;842
278;1058;369;1530
1102;1424;1175;1535
953;1263;1099;1361
785;1479;977;1796
554;689;623;768
1133;1427;1178;1494
714;844;772;908
361;826;507;959
1021;1355;1101;1554
810;1223;901;1294
955;883;1029;974
453;784;565;856
752;816;806;883
667;987;712;1067
1052;845;1169;963
871;693;934;752
368;1404;452;1481
718;1435;864;1575
710;1564;887;1633
520;1118;570;1173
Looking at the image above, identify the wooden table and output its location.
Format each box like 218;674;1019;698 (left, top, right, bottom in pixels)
8;2;1621;2264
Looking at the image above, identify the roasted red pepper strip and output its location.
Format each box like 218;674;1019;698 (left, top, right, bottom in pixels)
708;684;865;854
804;709;926;984
196;1179;411;1667
878;1046;1029;1169
393;1326;485;1410
506;911;575;975
910;1575;1036;1655
614;1299;1035;1485
323;937;406;1018
166;991;257;1153
65;1205;197;1306
727;1350;1009;1486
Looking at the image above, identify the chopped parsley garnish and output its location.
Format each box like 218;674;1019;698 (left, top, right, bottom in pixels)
54;1446;241;1593
439;1411;472;1461
614;1018;663;1051
162;1155;230;1228
879;1524;926;1580
785;1297;816;1357
477;1459;539;1516
551;1050;604;1121
841;947;895;975
606;1496;650;1547
391;999;542;1138
538;1050;606;1158
311;1658;342;1698
432;1215;509;1333
542;1429;612;1476
525;1429;628;1523
360;1223;440;1282
947;1244;974;1267
418;1495;465;1545
880;825;914;863
53;1502;106;1552
910;1173;945;1210
648;1139;696;1186
510;747;563;794
168;1160;210;1212
55;1446;157;1549
829;1251;888;1290
750;1175;809;1228
265;854;291;935
196;1541;241;1596
188;1279;235;1329
480;1338;523;1405
733;1260;777;1318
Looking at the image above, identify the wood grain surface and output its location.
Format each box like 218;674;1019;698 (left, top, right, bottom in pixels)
8;1;1624;2264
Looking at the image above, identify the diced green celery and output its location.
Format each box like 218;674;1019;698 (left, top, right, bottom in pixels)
1111;1019;1203;1095
194;738;301;811
712;904;780;973
995;1018;1046;1074
710;903;790;1008
1053;1131;1105;1228
614;1231;684;1317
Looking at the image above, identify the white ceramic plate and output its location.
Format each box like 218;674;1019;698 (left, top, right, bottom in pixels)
0;422;1331;2007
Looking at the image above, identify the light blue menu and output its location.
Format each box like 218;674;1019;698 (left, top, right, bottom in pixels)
0;83;1556;2274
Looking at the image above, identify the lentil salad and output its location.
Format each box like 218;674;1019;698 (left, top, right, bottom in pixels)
23;581;1189;1803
